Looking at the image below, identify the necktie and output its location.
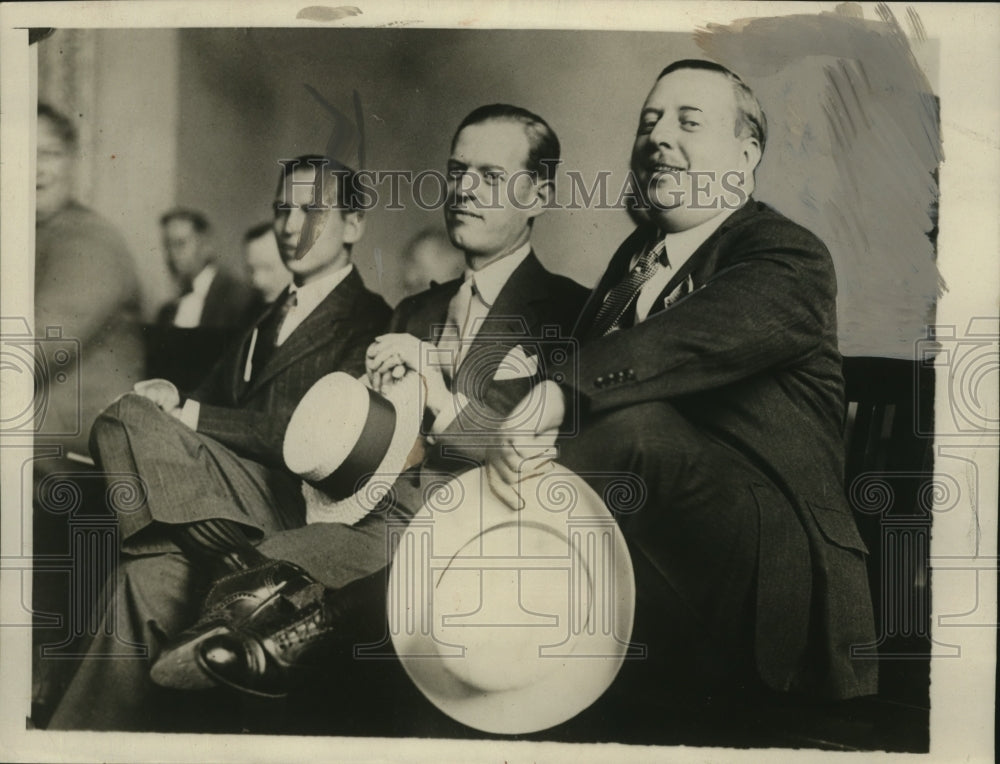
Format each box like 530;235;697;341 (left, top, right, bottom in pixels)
588;236;668;338
249;288;297;379
437;276;475;382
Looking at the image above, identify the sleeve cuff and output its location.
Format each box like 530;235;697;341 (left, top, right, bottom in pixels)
179;398;200;430
426;392;469;443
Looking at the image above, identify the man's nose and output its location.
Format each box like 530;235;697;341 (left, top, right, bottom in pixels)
648;120;677;148
282;207;307;235
450;172;480;203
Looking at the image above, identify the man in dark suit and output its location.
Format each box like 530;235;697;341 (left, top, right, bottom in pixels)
46;155;391;730
486;61;878;712
156;209;262;330
178;105;589;699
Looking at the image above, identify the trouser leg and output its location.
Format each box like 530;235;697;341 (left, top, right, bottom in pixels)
47;553;202;730
89;393;303;556
558;401;764;697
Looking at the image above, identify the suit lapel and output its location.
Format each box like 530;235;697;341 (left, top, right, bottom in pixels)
646;201;759;318
241;269;363;396
406;282;460;344
456;252;549;388
573;226;655;338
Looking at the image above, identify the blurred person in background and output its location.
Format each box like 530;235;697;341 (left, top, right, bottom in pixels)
157;208;260;329
398;227;465;296
34;101;145;464
243;220;291;305
32;100;147;725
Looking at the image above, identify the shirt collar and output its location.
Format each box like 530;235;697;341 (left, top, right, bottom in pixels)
654;206;738;272
288;263;353;305
189;265;217;297
465;242;531;307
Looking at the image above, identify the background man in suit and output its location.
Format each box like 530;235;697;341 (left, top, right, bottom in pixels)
157;208;262;329
485;61;878;717
46;155;391;730
180;104;590;699
243;220;292;304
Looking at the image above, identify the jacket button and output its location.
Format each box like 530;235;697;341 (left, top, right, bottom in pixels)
595;376;604;388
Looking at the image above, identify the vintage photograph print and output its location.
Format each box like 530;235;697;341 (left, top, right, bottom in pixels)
0;2;996;763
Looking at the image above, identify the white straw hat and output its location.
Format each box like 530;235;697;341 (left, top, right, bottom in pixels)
388;464;636;734
283;372;422;525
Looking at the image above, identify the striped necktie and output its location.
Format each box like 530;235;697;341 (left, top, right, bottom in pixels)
588;235;667;338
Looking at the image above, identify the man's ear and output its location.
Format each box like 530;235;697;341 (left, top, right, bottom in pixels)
741;136;762;174
527;178;555;221
341;210;366;245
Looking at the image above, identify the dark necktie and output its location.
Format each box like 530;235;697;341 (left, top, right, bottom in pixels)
588;236;667;338
250;288;297;379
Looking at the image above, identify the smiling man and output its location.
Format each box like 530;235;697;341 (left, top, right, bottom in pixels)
46;156;391;730
486;60;878;714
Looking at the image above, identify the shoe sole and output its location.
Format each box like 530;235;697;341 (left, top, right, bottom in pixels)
150;624;230;690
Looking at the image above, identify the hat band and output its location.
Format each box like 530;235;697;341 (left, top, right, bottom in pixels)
313;388;397;501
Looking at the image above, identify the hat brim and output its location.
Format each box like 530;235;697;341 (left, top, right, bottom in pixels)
389;464;636;735
300;373;423;526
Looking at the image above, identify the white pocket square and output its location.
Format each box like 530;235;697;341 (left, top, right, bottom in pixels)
493;344;539;380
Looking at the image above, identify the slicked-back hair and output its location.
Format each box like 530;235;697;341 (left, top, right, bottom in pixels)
160;208;211;234
658;60;767;153
275;154;362;212
451;104;561;182
38;102;78;150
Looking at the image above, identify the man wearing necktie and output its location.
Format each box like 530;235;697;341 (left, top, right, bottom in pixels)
485;61;877;714
173;104;589;701
47;156;391;730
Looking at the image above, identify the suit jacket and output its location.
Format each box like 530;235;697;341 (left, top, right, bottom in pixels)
569;200;876;699
158;267;263;330
391;251;588;461
189;267;391;470
35;201;145;458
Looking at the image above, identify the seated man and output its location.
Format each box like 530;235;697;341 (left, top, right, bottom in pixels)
156;208;262;330
154;104;590;700
46;155;391;730
487;60;878;706
193;63;877;724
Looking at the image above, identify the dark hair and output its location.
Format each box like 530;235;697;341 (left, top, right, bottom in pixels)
37;102;78;149
160;208;211;233
243;221;274;243
451;104;561;182
657;60;767;152
275;154;361;212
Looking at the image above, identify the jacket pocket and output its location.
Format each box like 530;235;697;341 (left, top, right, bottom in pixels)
807;501;869;555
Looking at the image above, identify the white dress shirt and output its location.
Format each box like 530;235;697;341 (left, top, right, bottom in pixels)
459;242;532;346
633;207;737;322
172;265;216;328
430;242;532;436
276;263;354;346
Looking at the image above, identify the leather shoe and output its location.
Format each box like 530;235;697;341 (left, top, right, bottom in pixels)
150;559;319;690
196;587;343;698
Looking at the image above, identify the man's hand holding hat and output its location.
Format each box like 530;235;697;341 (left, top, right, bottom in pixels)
485;379;565;510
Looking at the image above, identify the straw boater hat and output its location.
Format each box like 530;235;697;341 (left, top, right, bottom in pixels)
283;371;422;525
388;464;636;735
